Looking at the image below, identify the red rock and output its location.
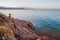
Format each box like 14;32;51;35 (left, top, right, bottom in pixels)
43;36;49;40
0;16;48;40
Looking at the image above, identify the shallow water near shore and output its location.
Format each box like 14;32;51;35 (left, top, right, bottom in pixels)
0;9;60;31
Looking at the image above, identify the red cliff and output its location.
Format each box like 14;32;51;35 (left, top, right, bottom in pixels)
0;16;48;40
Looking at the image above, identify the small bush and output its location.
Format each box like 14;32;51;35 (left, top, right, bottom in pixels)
0;13;6;17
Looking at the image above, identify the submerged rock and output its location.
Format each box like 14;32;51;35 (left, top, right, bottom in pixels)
0;15;48;40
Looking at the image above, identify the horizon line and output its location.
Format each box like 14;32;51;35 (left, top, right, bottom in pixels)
0;6;60;9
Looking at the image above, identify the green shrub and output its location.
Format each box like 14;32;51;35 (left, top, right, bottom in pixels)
0;13;6;17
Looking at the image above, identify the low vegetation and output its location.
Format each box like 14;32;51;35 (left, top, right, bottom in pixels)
0;13;6;17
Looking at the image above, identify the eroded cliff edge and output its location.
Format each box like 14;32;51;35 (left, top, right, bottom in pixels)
0;14;48;40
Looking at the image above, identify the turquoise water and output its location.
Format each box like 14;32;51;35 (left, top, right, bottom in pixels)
0;9;60;31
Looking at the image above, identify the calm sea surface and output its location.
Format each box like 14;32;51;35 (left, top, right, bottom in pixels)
0;9;60;31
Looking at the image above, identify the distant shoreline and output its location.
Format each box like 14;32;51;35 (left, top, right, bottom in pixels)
0;8;60;10
0;6;60;10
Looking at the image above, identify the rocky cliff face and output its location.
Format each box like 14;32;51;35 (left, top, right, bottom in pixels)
0;16;48;40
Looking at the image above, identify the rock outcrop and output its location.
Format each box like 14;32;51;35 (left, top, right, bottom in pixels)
0;15;48;40
36;29;60;40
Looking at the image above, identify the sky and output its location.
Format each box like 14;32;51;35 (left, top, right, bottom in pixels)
0;0;60;9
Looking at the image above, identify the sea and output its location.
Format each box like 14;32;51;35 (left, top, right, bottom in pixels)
0;9;60;31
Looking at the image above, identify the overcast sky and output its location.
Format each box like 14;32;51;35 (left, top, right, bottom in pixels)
0;0;60;9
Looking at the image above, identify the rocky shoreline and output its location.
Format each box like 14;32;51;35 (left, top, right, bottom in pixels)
36;29;60;40
0;13;60;40
0;14;49;40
